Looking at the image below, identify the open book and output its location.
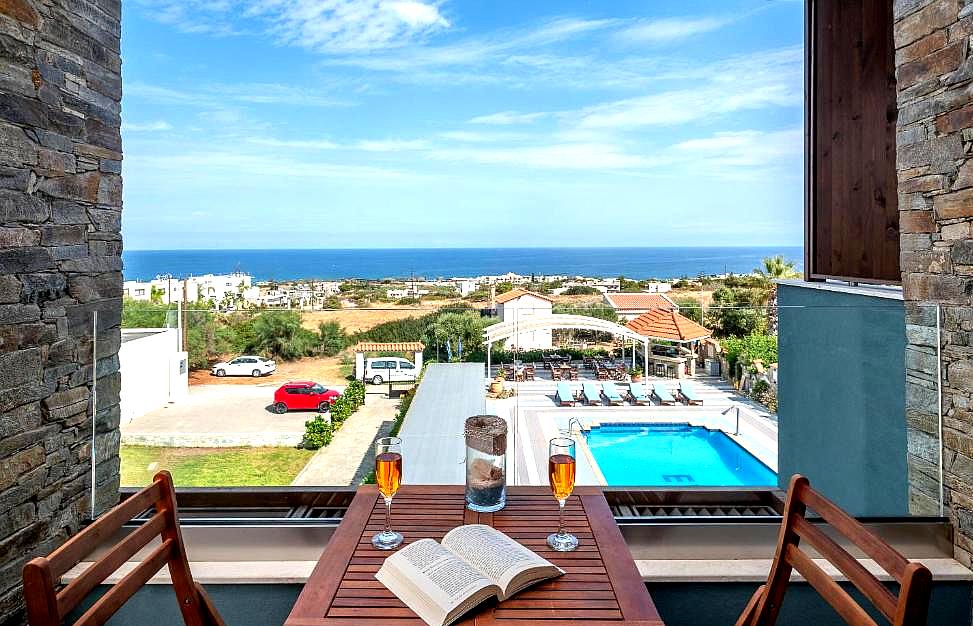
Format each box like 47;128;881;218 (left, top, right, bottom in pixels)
375;524;564;626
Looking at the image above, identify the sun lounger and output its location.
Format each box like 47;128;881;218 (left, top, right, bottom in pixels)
555;382;577;406
581;382;602;405
679;381;703;405
627;382;650;405
652;383;676;405
601;382;623;405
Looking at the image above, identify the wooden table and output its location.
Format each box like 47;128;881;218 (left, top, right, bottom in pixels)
286;485;664;626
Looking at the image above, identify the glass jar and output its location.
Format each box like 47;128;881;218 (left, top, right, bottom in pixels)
465;415;507;512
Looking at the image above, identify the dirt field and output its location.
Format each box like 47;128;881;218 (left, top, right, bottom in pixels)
669;288;716;308
301;299;470;333
189;356;350;387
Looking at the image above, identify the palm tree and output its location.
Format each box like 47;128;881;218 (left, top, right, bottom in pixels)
754;255;799;334
755;255;800;282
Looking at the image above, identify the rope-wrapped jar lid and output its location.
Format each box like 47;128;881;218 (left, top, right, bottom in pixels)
464;415;507;456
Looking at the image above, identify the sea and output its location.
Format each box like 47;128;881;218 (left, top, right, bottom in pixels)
121;247;804;282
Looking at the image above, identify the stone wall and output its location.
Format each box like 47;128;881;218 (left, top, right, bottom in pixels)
895;0;973;567
0;0;123;622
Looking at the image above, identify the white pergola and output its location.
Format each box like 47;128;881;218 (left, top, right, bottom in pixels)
482;314;650;373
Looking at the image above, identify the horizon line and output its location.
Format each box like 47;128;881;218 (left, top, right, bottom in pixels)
124;244;805;253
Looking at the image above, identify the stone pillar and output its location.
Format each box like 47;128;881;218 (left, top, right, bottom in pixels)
894;0;973;566
0;0;123;622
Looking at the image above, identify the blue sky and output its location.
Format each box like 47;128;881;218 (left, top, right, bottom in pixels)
121;0;804;250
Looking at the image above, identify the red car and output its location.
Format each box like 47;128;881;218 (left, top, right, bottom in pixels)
272;381;341;414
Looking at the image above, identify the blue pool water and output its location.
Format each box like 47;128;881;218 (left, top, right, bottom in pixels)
585;424;777;487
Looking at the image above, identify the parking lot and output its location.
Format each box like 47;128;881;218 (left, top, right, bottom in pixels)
121;383;346;447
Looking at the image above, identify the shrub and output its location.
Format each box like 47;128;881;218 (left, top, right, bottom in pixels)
706;287;766;338
564;285;600;296
250;311;317;360
329;395;354;427
122;298;175;328
397;297;420;305
552;303;618;323
302;416;334;450
389;388;414;437
722;334;778;375
317;320;348;357
673;298;703;324
750;379;778;412
345;380;366;408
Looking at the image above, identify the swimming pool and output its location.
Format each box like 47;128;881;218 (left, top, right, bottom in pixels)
584;423;777;487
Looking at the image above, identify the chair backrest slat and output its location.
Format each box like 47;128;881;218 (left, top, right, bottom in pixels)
72;539;175;626
800;486;909;581
56;511;168;617
743;475;932;626
784;544;879;626
791;516;898;619
45;483;164;578
22;471;225;626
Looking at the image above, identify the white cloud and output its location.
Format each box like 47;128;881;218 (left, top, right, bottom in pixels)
669;128;803;180
355;139;430;151
574;48;802;129
386;1;449;28
136;0;450;53
321;17;617;72
616;16;731;44
122;120;173;132
468;111;547;125
129;149;425;182
247;137;341;150
428;142;656;171
126;81;348;108
438;130;528;143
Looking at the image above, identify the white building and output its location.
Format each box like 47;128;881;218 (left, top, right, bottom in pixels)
119;328;188;424
123;273;256;307
454;279;480;297
495;289;554;350
642;282;673;294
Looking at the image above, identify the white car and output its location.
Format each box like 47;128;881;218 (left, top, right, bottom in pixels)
364;357;417;384
211;355;277;378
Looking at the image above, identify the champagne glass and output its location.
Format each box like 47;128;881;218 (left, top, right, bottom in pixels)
547;437;579;551
372;437;404;550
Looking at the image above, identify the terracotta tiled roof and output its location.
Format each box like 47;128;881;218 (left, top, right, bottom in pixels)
494;288;555;304
354;342;425;352
626;309;711;342
604;293;676;311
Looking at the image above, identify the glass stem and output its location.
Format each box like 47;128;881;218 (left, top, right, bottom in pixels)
557;499;565;536
384;496;393;534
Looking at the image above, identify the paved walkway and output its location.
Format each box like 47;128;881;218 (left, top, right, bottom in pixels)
291;393;400;486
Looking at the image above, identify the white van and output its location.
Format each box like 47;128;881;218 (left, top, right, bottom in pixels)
364;357;417;384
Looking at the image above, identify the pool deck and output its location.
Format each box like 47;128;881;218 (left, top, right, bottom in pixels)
485;374;779;488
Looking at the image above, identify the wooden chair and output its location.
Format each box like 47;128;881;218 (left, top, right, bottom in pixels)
735;475;931;626
23;471;226;626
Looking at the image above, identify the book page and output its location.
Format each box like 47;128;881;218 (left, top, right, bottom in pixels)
380;539;495;612
441;525;561;592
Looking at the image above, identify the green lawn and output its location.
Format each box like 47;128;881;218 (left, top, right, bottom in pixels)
120;445;314;487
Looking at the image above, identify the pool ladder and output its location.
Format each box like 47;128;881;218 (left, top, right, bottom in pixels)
566;417;586;436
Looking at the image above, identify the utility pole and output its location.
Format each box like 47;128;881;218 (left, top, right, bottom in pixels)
182;280;188;355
